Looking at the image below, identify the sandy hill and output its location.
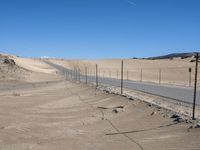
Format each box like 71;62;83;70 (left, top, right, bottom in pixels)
47;56;199;87
0;53;199;86
0;54;29;81
0;54;61;82
146;52;200;60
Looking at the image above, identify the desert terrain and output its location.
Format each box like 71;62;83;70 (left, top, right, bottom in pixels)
0;53;200;150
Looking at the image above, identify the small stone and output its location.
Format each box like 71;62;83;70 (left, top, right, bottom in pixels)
173;117;184;123
187;125;194;132
164;113;171;118
112;108;124;113
171;114;179;119
129;97;134;100
113;109;119;113
151;111;157;116
116;106;124;109
195;123;200;128
185;119;193;124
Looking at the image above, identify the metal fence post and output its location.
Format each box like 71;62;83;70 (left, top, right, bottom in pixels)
74;68;76;80
78;68;80;82
140;69;143;82
96;64;98;87
121;60;124;95
159;69;162;84
76;68;78;80
66;70;68;79
74;67;76;80
192;53;199;120
85;67;87;84
189;67;192;87
99;69;101;80
127;70;129;80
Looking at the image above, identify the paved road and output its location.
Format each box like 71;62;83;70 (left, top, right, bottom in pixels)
45;61;200;105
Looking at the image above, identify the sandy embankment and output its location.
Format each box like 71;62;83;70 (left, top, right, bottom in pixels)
0;54;63;82
0;80;199;150
14;57;62;82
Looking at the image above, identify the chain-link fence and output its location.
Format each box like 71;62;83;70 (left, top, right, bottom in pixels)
46;54;200;119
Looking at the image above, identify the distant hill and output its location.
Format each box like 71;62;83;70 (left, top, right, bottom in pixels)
146;52;199;60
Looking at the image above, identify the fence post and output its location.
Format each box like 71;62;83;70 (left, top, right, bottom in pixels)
78;68;81;82
99;69;101;84
96;64;98;87
85;67;87;84
121;60;124;95
74;67;76;80
192;53;199;120
127;70;129;80
71;70;73;79
99;69;101;81
140;69;143;82
66;70;68;79
189;67;192;87
159;69;162;84
75;68;77;81
74;68;76;80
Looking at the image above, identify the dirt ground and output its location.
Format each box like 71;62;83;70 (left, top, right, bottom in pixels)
0;79;199;150
0;53;200;149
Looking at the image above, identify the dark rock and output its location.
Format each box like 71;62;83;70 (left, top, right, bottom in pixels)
115;106;124;109
129;97;134;100
170;114;180;119
112;108;124;113
190;59;200;63
185;119;193;124
113;109;118;113
173;117;184;123
4;59;15;65
98;106;108;109
195;123;200;128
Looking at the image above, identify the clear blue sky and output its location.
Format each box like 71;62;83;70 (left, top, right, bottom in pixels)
0;0;200;59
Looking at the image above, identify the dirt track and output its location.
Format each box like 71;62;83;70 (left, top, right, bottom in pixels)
0;80;199;150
